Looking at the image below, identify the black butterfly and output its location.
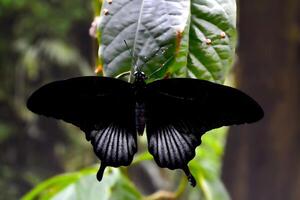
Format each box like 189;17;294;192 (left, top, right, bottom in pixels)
27;70;264;187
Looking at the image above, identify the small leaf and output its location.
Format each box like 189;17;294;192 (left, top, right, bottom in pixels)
172;0;237;82
21;168;142;200
52;168;141;200
21;168;97;200
189;127;230;200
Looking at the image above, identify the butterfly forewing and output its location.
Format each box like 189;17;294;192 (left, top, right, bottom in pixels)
27;77;132;126
145;78;264;186
27;76;137;180
146;78;263;129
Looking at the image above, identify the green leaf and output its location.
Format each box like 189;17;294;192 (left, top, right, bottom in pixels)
98;0;189;79
98;0;237;83
21;168;142;200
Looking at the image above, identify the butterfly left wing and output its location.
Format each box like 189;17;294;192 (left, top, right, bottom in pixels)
27;76;137;181
87;116;137;181
145;78;264;186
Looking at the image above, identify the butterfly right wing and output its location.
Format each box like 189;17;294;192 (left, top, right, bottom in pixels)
145;78;264;186
27;76;137;180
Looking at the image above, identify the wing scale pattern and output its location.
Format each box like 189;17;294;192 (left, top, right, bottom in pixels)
86;122;137;181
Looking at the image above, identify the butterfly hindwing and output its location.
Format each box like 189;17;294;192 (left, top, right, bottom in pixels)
147;121;200;169
87;117;137;181
146;118;203;186
27;76;137;180
145;78;264;186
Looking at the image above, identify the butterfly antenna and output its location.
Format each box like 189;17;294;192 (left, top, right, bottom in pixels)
138;47;163;71
115;71;131;79
124;40;134;58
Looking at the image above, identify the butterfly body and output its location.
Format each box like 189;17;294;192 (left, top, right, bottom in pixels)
135;101;146;135
132;71;147;135
27;70;264;187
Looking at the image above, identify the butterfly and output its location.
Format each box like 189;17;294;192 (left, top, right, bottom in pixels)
27;69;264;187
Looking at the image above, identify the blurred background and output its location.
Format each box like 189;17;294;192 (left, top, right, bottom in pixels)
0;0;96;199
1;0;300;200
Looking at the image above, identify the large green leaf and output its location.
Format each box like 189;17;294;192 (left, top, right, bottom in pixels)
98;0;189;79
98;0;236;83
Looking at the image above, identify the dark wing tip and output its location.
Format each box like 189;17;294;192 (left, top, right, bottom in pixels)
183;166;197;187
26;92;37;112
26;88;50;115
26;81;55;114
229;87;264;124
255;103;264;121
96;163;107;181
188;175;197;187
246;98;264;123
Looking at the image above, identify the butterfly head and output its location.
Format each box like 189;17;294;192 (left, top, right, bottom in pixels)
133;71;147;83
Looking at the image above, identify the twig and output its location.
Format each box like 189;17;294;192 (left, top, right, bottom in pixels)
143;190;176;200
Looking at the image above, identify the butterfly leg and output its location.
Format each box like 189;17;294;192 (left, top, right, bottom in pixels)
183;166;196;187
96;163;107;181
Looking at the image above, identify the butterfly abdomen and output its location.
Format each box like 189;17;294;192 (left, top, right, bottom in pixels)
135;102;145;135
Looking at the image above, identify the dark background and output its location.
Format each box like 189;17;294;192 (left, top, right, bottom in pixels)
0;1;96;199
222;1;300;200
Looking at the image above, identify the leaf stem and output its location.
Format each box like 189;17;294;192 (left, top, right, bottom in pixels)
175;175;188;198
199;174;212;200
143;191;176;200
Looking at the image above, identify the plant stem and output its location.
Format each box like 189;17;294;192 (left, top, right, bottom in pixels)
175;175;188;198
